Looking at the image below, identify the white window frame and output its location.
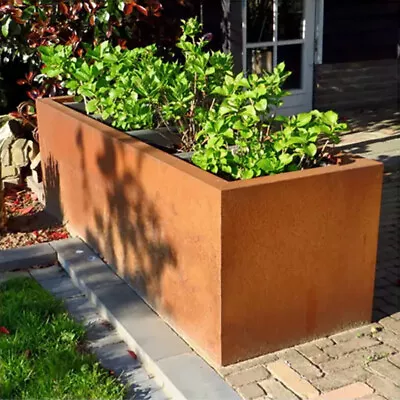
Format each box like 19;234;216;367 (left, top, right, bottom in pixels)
242;0;308;95
314;0;324;64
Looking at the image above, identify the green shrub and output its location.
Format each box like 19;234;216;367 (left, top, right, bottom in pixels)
39;18;347;180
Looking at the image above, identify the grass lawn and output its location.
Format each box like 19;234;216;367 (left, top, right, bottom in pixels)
0;277;125;399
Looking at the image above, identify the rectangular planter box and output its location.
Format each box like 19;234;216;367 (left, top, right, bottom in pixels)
37;97;383;366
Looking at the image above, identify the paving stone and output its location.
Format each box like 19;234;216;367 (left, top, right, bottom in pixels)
65;254;124;290
388;353;400;367
36;275;82;299
379;317;400;334
0;270;31;283
387;311;400;321
29;264;65;280
360;395;387;400
92;341;141;376
381;294;400;306
386;287;400;299
313;382;374;400
140;388;170;400
87;329;123;349
367;359;400;386
49;237;89;264
157;353;241;400
258;378;299;400
323;337;380;358
63;295;100;326
226;366;269;387
320;345;396;373
51;238;124;291
377;303;399;315
219;353;279;376
367;375;400;399
373;330;400;351
266;360;319;399
236;383;265;399
92;283;191;362
372;310;387;321
126;376;165;400
124;366;154;385
373;298;390;310
329;325;380;343
312;367;372;392
0;243;57;271
296;343;331;364
279;349;323;379
374;279;390;289
311;338;335;349
374;288;391;298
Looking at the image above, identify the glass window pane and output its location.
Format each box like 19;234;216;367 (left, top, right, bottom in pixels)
246;47;274;75
278;0;303;40
247;0;274;43
277;44;302;89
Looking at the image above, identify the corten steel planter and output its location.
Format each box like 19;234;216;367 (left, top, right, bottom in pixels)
37;97;383;366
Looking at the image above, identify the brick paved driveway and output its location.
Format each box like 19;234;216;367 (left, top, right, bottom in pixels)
220;172;400;400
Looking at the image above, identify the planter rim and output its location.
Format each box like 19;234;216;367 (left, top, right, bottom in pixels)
38;96;383;191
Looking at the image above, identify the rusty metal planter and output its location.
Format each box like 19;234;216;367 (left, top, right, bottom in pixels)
37;97;383;366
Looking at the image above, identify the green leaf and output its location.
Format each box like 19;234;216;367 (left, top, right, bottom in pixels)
86;99;98;113
38;45;53;57
276;62;286;74
297;113;312;127
240;130;253;139
37;7;46;21
287;136;307;146
243;105;257;117
232;120;247;130
241;169;254;180
323;111;338;126
273;141;284;152
205;67;215;75
118;0;125;11
255;99;268;112
219;105;232;116
22;5;36;20
79;87;95;97
257;158;272;173
222;128;234;139
1;17;11;38
305;143;317;157
279;153;294;165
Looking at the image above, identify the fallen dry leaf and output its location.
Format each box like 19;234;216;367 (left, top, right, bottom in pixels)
127;350;137;359
0;326;10;335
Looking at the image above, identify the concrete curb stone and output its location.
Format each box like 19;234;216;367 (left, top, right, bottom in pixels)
0;242;57;271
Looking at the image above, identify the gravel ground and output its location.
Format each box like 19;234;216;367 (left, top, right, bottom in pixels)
0;183;69;250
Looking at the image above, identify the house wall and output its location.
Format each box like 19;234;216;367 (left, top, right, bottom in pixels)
314;59;399;111
314;0;400;110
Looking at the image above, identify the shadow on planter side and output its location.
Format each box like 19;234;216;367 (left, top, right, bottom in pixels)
39;98;224;365
43;128;179;308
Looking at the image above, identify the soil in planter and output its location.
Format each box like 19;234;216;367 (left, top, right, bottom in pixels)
64;102;353;181
0;183;69;250
64;102;182;154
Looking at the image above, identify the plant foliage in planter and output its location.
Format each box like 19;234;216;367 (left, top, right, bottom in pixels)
39;18;347;181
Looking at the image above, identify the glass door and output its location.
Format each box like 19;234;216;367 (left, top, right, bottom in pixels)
243;0;315;114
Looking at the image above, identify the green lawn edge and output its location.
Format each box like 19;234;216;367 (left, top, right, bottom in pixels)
0;277;125;400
